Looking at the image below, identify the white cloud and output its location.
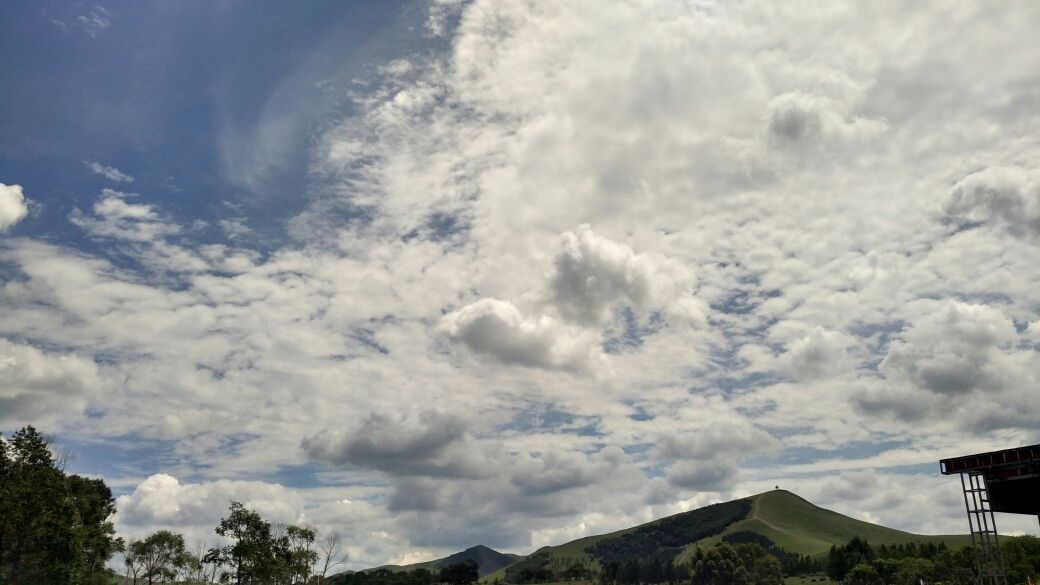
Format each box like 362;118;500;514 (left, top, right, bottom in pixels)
76;6;112;38
945;166;1040;237
880;301;1017;395
303;410;491;478
778;327;859;381
114;474;305;540
548;225;696;325
440;298;607;373
0;183;29;232
87;161;135;183
71;189;180;242
766;92;887;148
510;446;625;495
0;338;103;425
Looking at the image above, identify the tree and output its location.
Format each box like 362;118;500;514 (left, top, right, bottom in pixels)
1004;535;1040;585
827;537;875;581
216;501;279;584
317;531;347;583
178;541;221;584
731;543;782;585
201;546;228;584
689;543;752;585
439;560;479;585
284;525;318;584
65;474;124;581
844;562;882;585
0;426;122;584
129;530;188;585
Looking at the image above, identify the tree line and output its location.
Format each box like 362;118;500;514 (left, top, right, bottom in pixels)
120;500;347;584
827;535;1040;585
328;560;480;585
598;542;783;585
0;425;346;584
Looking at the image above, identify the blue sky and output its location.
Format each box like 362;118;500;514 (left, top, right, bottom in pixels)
1;0;430;249
2;0;1040;569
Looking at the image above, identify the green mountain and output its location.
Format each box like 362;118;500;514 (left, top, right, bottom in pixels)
367;545;524;578
482;489;971;583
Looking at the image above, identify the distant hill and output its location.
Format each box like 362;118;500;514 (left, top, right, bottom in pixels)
481;489;971;583
676;489;970;560
365;545;523;578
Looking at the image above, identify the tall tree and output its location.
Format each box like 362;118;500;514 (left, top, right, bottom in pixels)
0;426;122;584
216;500;280;584
66;474;123;580
317;531;347;583
128;530;187;585
284;525;318;584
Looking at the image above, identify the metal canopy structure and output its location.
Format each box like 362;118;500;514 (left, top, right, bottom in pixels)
940;444;1040;585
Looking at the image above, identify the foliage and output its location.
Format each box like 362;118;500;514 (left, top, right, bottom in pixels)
598;557;682;585
721;532;819;576
212;501;321;584
1003;534;1040;585
0;425;123;585
825;537;874;581
331;567;435;585
588;500;752;566
826;536;987;585
125;530;187;584
330;562;479;585
687;543;753;585
439;560;479;585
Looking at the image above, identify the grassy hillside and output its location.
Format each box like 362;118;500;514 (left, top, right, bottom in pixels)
483;489;972;582
677;490;971;561
484;500;751;583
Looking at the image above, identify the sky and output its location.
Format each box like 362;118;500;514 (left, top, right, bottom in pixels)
2;0;1040;569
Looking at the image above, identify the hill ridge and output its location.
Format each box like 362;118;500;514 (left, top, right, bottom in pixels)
480;489;970;583
363;544;522;578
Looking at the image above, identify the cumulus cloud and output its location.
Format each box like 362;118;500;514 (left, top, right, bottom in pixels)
440;298;606;373
86;161;134;183
549;225;696;325
510;446;625;495
945;166;1040;237
438;226;705;374
666;460;740;492
880;301;1016;395
766;92;886;148
303;411;491;478
0;338;103;425
658;414;778;494
779;327;858;381
114;474;304;539
0;183;29;232
853;301;1039;431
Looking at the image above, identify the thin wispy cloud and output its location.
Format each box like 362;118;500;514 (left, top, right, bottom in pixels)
86;161;134;183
